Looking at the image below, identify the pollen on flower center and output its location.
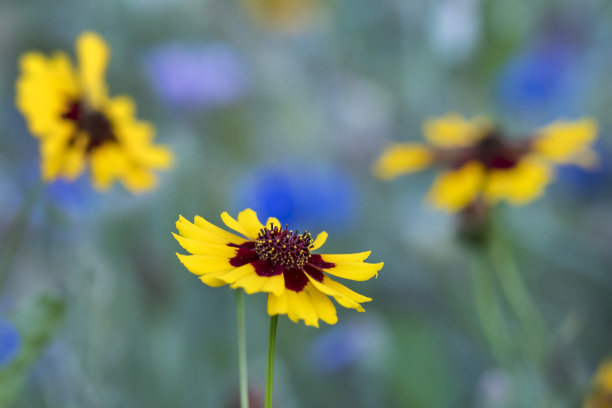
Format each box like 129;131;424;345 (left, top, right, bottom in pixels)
255;224;314;269
62;101;116;151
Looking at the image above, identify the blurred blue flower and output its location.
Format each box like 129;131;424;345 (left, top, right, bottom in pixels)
555;142;612;198
233;164;358;233
0;318;20;367
308;319;382;373
143;42;247;110
496;30;584;118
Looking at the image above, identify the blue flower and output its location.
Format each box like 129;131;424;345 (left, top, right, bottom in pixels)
496;34;584;119
143;42;247;110
555;142;612;198
233;164;358;233
0;318;21;367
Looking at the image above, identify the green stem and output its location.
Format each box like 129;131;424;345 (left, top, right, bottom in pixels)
265;315;278;408
235;291;249;408
470;249;510;364
489;234;547;360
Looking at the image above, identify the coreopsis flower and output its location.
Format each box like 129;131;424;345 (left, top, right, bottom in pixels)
16;32;173;193
583;359;612;408
174;209;383;327
374;113;597;212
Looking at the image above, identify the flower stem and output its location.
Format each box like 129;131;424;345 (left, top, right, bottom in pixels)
265;315;278;408
489;232;547;361
235;290;249;408
469;249;511;364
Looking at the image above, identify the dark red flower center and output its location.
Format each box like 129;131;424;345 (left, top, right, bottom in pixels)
447;130;531;170
227;224;335;293
474;132;522;169
62;101;117;152
255;224;313;269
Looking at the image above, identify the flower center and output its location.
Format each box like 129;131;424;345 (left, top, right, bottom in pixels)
474;131;523;169
255;224;313;269
62;101;117;152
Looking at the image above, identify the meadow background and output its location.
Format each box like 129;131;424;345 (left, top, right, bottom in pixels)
1;0;612;406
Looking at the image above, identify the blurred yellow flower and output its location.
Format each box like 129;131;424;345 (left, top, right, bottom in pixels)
584;359;612;408
174;209;383;327
374;113;598;212
16;32;173;193
242;0;321;32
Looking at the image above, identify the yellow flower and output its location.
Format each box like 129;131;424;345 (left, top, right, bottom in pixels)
16;32;173;193
374;113;598;213
584;359;612;408
242;0;321;32
174;209;383;327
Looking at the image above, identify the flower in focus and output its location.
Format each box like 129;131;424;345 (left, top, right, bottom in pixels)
583;359;612;408
143;42;247;110
174;209;383;327
374;113;598;212
0;318;21;367
242;0;322;33
16;31;173;193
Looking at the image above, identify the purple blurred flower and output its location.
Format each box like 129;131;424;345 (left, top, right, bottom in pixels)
143;42;248;110
0;318;20;367
233;164;358;233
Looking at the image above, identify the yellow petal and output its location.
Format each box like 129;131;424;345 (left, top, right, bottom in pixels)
16;52;79;136
321;261;383;281
217;263;257;284
373;143;432;180
77;31;109;107
121;166;158;193
426;161;485;212
89;143;128;191
311;231;327;250
193;215;248;244
260;274;285;296
533;118;598;163
268;292;289;315
230;274;269;294
306;275;369;312
175;253;232;275
485;157;553;205
221;211;252;238
305;284;338;325
423;113;491;148
199;274;231;287
237;209;265;238
172;233;238;257
321;251;371;263
286;290;319;327
176;215;245;246
321;276;372;305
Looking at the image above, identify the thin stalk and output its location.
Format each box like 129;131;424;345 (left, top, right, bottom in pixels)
489;219;547;361
470;248;511;364
489;236;547;360
265;315;278;408
235;290;249;408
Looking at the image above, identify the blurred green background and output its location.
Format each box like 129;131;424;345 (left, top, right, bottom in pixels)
1;0;612;406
